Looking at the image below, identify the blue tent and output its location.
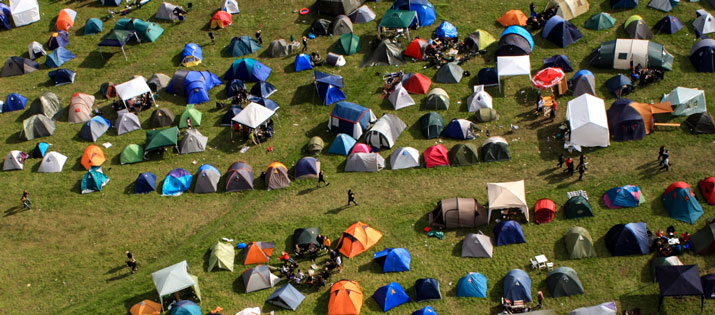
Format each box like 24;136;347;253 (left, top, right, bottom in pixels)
266;284;305;311
373;282;411;312
84;18;103;35
690;39;715;73
573;69;594;80
221;105;242;126
226;36;261;57
134;172;157;194
3;93;27;112
605;74;633;96
503;269;532;302
167;71;221;104
45;47;75;68
48;31;70;50
412;306;437;315
162;168;192;196
328;101;374;139
415;278;441;301
250;81;277;98
32;142;49;158
48;69;75;86
0;3;11;30
662;182;704;224
477;68;498;85
315;70;344;87
543;55;573;72
605;222;649;256
224;58;272;82
294;54;313;72
494;220;525;246
248;96;279;111
607;99;646;141
442;119;475;140
435;21;457;38
654;15;683;34
456;272;487;298
328;133;357;155
101;0;122;6
391;0;436;26
542;16;582;48
603;185;643;208
81;166;109;194
79;116;111;142
225;79;245;97
501;25;534;50
295;157;319;179
169;300;201;315
373;248;411;273
611;0;638;9
181;43;203;67
315;71;345;105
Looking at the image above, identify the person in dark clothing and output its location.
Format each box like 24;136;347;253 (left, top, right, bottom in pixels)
577;163;586;181
557;154;564;168
566;161;575;176
347;189;357;206
537;291;544;308
659;150;669;166
208;31;215;44
562;157;572;173
658;145;666;162
21;190;30;209
301;36;308;52
317;171;329;187
307;243;318;262
255;30;262;44
125;251;138;273
529;3;536;17
659;156;670;172
579;154;585;167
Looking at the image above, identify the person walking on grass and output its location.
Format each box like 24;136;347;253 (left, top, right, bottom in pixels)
255;30;262;44
125;251;138;273
317;170;329;187
21;190;30;209
302;36;308;52
537;291;544;308
557;154;564;168
659;156;671;172
577;163;586;181
347;189;358;206
659;150;669;166
566;160;575;177
658;145;666;162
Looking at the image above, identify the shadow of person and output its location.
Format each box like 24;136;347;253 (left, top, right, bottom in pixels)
325;205;349;214
298;186;319;196
4;206;29;217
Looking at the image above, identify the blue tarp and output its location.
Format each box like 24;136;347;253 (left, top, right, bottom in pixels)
294;54;313;72
457;272;487;298
162;168;192;196
662;184;704;224
330;101;371;127
391;0;436;26
45;47;75;68
221;105;242;126
372;248;411;273
503;269;532;302
328;133;357;155
435;21;457;38
494;220;525;246
373;282;411;312
501;25;534;50
134;172;156;194
181;43;202;66
605;222;649;256
3;93;27;112
415;278;441;301
224;58;272;82
295;157;319;179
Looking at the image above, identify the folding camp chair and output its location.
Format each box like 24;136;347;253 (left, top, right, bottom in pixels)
529;258;538;270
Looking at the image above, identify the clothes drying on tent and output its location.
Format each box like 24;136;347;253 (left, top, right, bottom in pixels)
84;18;102;35
605;222;649;256
79;116;110;142
38;151;66;173
547;267;584;297
543;54;573;72
565;226;596;259
443;119;475;139
161;168;192;196
242;265;280;293
534;199;556;224
21;114;55;140
348;5;375;23
590;39;674;70
403;38;428;60
3;93;27;113
542;16;582;48
497;26;534;56
424;88;449;110
449;143;479;166
662;182;703;224
503;269;532;302
423;144;449;168
335;221;382;258
167;70;221;104
434;62;463;83
690;39;715;73
585;12;615;30
210;10;232;29
372;248;410;273
391;0;435;27
661;87;706;117
429;197;486;228
461;232;493;258
224;58;271;82
225;161;253;191
685;113;715;134
494;220;525;246
570;70;595;97
328;101;376;139
361;40;404;67
331;15;353;36
81;166;109;194
498;10;528;27
373;282;410;312
226;36;260;57
114;18;164;42
624;16;653;39
327;280;363;315
267;284;305;311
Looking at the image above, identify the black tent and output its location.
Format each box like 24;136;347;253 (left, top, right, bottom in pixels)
361;40;404;67
150;108;175;128
316;0;362;16
656;265;704;311
311;19;332;37
684;112;715;134
702;274;715;299
625;20;653;39
497;34;532;56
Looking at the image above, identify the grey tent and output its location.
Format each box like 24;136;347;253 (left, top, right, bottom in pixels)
316;0;362;16
345;153;385;172
474;108;498;122
365;114;406;149
242;265;280;293
265;162;291;190
194;165;220;193
225;161;254;191
425;88;449;110
147;73;171;92
266;284;305;311
648;0;673;12
389;147;420;170
151;261;202;307
311;19;332;37
461;232;493;258
571;71;596;97
179;129;207;154
332;15;354;36
429;197;488;228
361;40;404;67
625;20;653;39
569;301;617;315
21;114;56;140
116;110;142;135
348;5;375;23
29;92;61;118
155;2;180;20
266;39;289;57
150;108;175;128
1;56;39;77
435;62;463;83
388;83;415;109
693;11;715;37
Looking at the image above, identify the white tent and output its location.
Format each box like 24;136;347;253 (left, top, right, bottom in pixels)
546;0;590;20
389;146;420;170
10;0;40;27
660;87;707;117
116;110;142;135
345;153;385;172
3;150;27;170
236;307;261;315
27;41;46;60
613;39;649;70
486;180;529;222
467;85;493;112
365;114;406;149
155;2;179;20
151;261;201;309
569;301;617;315
693;10;715;36
231;102;275;129
388;83;415;110
115;76;154;106
222;0;240;14
38;151;67;173
497;56;531;92
566;94;609;149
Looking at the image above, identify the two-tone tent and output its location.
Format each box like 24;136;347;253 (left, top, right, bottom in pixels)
564;196;593;219
225;162;253;192
547;267;584;297
27;41;46;60
498;10;528;27
497;26;533;56
656;265;704;311
662;182;703;224
147;73;170;93
155;2;180;20
571;70;596;97
231;102;274;129
461;232;493;258
79;116;110;142
503;269;532;302
81;166;109;194
661;87;706;117
423;144;449;168
345;153;385;172
194;164;219;193
328;101;376;139
224;58;271;82
55;8;76;32
316;0;361;16
179;129;207;154
429;197;487;228
265;162;290;190
685;113;715;134
457;272;487;298
240;241;273;265
449;143;479;166
404;38;428;60
690;39;715;72
391;0;435;26
222;0;239;14
209;10;232;29
467;85;493;111
129;300;161;315
348;5;375;23
242;265;279;293
81;145;105;170
651;256;683;282
480;136;510;162
534;199;556;224
3;151;27;170
693;10;715;37
150;108;174;128
266;39;289;58
424;89;449;110
464;29;496;53
328;280;363;315
373;282;410;312
690;222;715;255
226;36;260;57
420;112;444;139
144;127;179;155
566;94;609;149
47;31;69;50
335;221;382;258
48;69;75;86
590;39;673;70
169;300;200;315
207;241;234;271
161;168;192;196
1;56;38;77
9;0;40;27
84;18;102;35
585;12;615;30
434;62;463;83
415;278;442;301
389;147;419;170
487;180;528;222
134;172;156;194
21;115;55;140
570;302;617;314
543;16;582;48
116;110;141;135
494;220;525;245
38;151;67;173
366;114;406;149
120;144;143;165
699;177;715;205
180;43;202;67
295;157;320;179
605;222;649;256
412;306;437;315
603;185;644;208
328;133;357;155
114;18;164;42
565;226;596;259
546;0;589;20
624;16;653;39
361;40;404;67
31;143;48;158
372;248;410;272
315;71;346;105
443;119;475;140
331;15;353;36
68;93;94;124
267;284;305;311
167;70;221;104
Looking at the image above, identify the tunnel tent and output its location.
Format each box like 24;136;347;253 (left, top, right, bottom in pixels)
589;39;674;71
429;197;487;228
366;114;406;149
345;153;385;172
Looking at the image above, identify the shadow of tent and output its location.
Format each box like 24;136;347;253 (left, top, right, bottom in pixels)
311;286;330;313
207;127;241;154
452;239;464;257
79;50;111;69
406;120;423;139
71;177;83;194
290;83;315;106
4;131;24;145
171;51;183;67
489;277;506;311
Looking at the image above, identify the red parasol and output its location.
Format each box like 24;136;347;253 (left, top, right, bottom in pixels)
531;67;565;89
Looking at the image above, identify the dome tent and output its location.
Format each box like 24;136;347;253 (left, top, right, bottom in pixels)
68;93;94;124
391;0;435;27
461;232;493;258
480;136;510;162
564;195;593;219
690;39;715;73
456;272;487;298
662;182;703;224
3;93;26;113
38;151;67;173
266;284;305;311
134;172;156;194
494;220;525;246
546;267;584;297
3;151;27;171
503;269;532;302
449;143;479;166
372;282;410;312
542;16;582;48
564;226;596;259
605;222;649;256
585;12;615;30
225;162;253;192
424;88;449;110
266;39;289;57
653;15;683;34
389;147;420;170
295;157;320;179
348;5;375;23
423;144;449;168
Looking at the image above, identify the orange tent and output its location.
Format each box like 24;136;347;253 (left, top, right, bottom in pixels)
81;145;105;170
497;10;528;27
328;280;363;315
240;241;274;264
129;300;161;315
210;10;232;29
335;221;382;258
56;9;77;32
629;101;672;134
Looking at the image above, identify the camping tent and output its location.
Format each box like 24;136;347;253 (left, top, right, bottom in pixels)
456;272;487;298
649;0;674;12
155;2;180;20
194;164;219;193
543;54;573;72
389;147;420;170
231;102;274;129
372;248;410;273
224;58;271;82
624;16;652;39
84;18;102;35
656;265;704;311
293;227;320;249
467;85;492;112
166;70;221;104
180;43;202;67
295;157;320;179
546;0;589;20
461;232;493;258
328;280;363;315
207;241;234;271
611;0;638;8
571;70;595;97
373;282;410;312
147;73;170;93
240;241;274;264
315;71;346;105
494;220;526;246
690;39;715;72
45;47;75;68
435;21;457;38
590;39;673;70
378;10;417;39
429;197;486;228
267;284;305;311
3;151;27;171
117;110;141;135
169;301;200;315
605;222;649;256
693;10;715;37
388;83;415;110
699;177;715;205
685;113;715;134
661;87;706;117
27;41;46;60
80;145;105;170
404;38;428;60
547;267;584;297
316;0;361;16
328;101;376;139
179;129;207;154
129;300;161;315
465;29;496;53
68;93;94;124
81;166;109;194
424;89;449;110
306;137;324;155
566;94;609;149
161;168;192;196
605;74;632;97
603;185;644;208
294;54;313;72
565;226;596;259
345;153;385;172
443;119;475;140
266;39;289;58
209;10;232;29
265;162;290;190
402;73;431;94
9;0;40;27
420;112;444;139
47;31;69;50
585;12;615;30
498;10;528;27
0;3;9;30
20;115;55;141
607;98;659;141
331;15;353;36
361;40;404;67
415;278;442;301
225;162;253;192
348;5;375;23
79;116;110;142
542;16;582;48
651;256;683;282
150;108;174;128
242;265;280;293
55;8;76;32
704;274;715;299
222;0;239;14
570;302;617;315
120;144;143;165
480;136;510;162
423;144;450;168
412;306;437;315
366;114;406;148
226;36;260;57
336;221;382;258
391;0;435;26
487;180;529;222
328;133;357;155
134;172;156;194
311;18;331;36
534;199;556;224
662;182;703;224
178;105;201;128
351;143;370;154
31;143;48;159
114;18;164;42
497;26;533;56
335;33;360;56
497;55;532;89
1;56;38;77
564;196;593;219
449;143;479;166
690;222;715;255
38;151;66;173
434;62;463;83
503;269;532;302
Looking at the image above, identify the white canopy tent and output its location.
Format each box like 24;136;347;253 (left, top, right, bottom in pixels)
10;0;40;27
231;102;275;129
497;56;531;92
115;76;154;106
467;85;493;112
566;94;609;150
486;180;529;222
151;261;201;309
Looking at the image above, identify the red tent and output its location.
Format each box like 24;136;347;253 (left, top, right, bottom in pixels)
210;10;232;29
351;143;371;154
698;177;715;205
423;144;449;168
534;199;556;224
403;38;428;60
403;73;431;94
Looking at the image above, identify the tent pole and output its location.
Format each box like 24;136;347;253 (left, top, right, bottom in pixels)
122;47;128;61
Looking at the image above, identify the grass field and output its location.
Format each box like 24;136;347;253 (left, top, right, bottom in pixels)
0;0;714;314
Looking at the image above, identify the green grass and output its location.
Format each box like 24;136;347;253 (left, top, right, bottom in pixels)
0;0;714;314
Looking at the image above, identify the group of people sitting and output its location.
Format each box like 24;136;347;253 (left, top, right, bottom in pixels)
423;36;477;69
649;226;690;257
233;119;274;146
526;3;558;30
631;65;665;87
277;234;343;289
112;92;153;113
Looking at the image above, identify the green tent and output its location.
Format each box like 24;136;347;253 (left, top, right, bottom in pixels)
307;137;324;154
434;62;463;83
29;92;61;118
114;18;164;42
379;9;417;29
650;256;682;282
474;107;498;122
335;33;360;56
226;36;262;57
584;12;615;30
179;105;202;128
424;88;449;110
120;144;144;164
564;196;593;219
81;166;109;194
21;114;56;140
420;112;444;139
449;143;479;166
207;241;235;272
546;267;584;297
293;227;320;248
690;222;715;255
480;137;510;162
144;127;178;153
564;226;596;259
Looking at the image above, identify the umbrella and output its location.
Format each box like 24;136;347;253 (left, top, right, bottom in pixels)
531;67;565;89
